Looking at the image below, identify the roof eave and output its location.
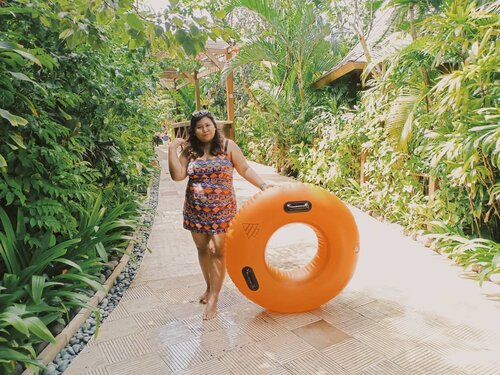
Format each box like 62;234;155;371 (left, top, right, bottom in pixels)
312;61;367;89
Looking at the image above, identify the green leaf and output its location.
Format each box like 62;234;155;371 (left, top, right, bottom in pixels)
8;71;35;84
127;13;144;31
56;273;104;292
174;29;187;45
0;348;45;369
0;108;28;126
24;317;56;342
1;312;28;335
8;133;26;149
0;41;17;49
54;258;83;272
0;154;6;168
40;15;51;27
17;93;39;116
95;242;108;261
31;275;45;305
214;10;226;19
0;7;35;15
385;93;419;153
13;49;41;66
59;28;75;40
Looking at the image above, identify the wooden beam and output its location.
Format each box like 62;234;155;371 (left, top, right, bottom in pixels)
225;50;235;140
175;80;190;90
194;71;201;111
202;60;218;69
161;70;178;79
313;61;366;89
197;66;220;80
204;48;227;55
174;66;217;89
429;176;438;201
181;71;195;83
204;49;224;70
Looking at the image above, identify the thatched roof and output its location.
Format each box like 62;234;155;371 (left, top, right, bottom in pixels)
313;5;397;88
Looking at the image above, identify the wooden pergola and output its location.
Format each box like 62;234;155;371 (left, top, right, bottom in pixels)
160;39;238;140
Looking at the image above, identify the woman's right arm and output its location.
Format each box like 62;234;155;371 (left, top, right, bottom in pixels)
168;138;189;181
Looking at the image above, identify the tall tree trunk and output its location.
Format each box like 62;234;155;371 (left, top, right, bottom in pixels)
297;51;305;112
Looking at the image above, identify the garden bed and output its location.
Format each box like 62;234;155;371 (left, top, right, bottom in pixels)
20;171;160;375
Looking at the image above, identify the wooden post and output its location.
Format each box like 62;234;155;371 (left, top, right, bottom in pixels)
225;49;235;140
174;79;180;115
429;176;438;201
194;70;201;111
360;149;367;185
427;175;439;231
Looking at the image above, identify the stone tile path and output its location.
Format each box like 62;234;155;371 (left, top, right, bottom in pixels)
67;145;500;375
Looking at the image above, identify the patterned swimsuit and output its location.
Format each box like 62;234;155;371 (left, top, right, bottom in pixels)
183;142;237;233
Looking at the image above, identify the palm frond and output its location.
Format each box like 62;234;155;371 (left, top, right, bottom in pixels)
250;81;281;111
385;91;419;152
222;39;281;81
227;0;283;34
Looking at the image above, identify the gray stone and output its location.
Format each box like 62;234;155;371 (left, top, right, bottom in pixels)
57;360;70;372
72;344;82;353
47;363;58;375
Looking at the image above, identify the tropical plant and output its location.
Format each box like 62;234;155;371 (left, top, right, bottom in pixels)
0;0;228;371
426;222;500;285
221;0;340;172
291;0;499;280
223;0;336;109
0;207;79;373
0;193;136;371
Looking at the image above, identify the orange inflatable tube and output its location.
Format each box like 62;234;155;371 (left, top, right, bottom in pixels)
225;183;359;313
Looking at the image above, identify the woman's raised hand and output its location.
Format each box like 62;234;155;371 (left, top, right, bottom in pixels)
169;138;186;150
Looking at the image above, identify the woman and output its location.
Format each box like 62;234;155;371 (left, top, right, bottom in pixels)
168;110;269;320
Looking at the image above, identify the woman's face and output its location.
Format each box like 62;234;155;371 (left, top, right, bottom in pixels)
194;117;216;143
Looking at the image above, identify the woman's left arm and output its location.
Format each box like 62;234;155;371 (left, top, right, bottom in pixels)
229;140;269;191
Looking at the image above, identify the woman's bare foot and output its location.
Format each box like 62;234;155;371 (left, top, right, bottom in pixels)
199;289;209;304
203;295;218;320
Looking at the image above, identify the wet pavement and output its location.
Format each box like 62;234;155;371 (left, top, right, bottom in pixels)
66;145;500;375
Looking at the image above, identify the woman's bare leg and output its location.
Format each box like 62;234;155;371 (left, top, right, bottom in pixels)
203;233;226;320
191;232;211;304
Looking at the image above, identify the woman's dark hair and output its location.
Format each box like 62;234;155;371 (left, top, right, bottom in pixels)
186;110;224;159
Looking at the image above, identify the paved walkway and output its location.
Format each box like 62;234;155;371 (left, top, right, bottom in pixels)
67;145;500;375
